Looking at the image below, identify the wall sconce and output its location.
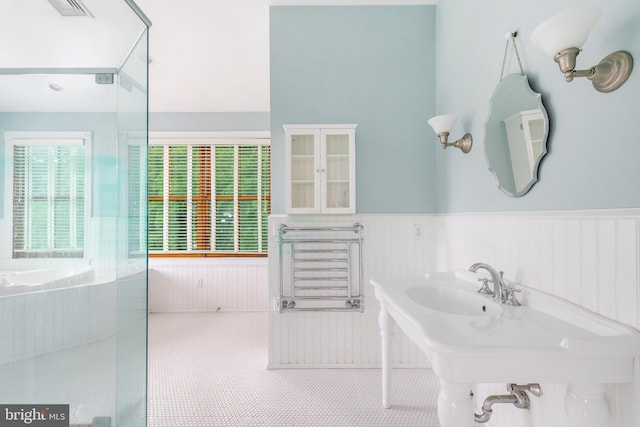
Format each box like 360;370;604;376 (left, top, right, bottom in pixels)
531;5;633;93
427;114;473;153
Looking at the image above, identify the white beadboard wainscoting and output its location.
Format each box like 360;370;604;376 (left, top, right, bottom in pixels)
436;209;640;427
268;210;640;426
268;214;437;368
148;258;269;312
436;209;640;331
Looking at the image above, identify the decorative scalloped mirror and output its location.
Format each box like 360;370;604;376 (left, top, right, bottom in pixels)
484;73;549;197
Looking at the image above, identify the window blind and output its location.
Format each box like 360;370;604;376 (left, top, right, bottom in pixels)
13;143;85;258
148;141;270;255
128;143;147;257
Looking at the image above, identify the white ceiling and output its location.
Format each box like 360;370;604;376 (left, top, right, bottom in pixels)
136;0;271;113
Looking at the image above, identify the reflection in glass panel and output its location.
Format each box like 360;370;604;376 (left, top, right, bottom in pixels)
502;109;545;194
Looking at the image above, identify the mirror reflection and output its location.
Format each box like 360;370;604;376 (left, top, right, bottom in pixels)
484;73;549;197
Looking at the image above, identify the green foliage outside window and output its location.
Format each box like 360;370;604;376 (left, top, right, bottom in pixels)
148;143;270;255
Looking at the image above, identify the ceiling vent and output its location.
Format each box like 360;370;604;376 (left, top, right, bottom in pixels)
48;0;94;18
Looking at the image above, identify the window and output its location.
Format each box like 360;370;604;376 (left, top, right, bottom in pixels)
10;133;89;258
128;140;147;257
148;137;270;256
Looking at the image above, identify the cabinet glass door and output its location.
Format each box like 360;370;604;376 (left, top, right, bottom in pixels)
290;134;317;210
323;132;351;210
527;117;545;159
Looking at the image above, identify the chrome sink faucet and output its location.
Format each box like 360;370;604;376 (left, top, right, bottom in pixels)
469;263;505;302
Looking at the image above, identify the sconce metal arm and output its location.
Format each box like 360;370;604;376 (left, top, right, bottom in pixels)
554;47;633;92
438;132;473;154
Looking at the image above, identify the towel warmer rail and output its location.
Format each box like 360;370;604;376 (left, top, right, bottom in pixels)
277;223;364;312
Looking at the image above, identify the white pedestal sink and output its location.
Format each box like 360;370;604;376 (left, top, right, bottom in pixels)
371;270;640;427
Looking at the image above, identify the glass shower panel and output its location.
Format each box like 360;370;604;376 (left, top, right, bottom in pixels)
115;28;148;427
0;72;123;425
0;2;149;427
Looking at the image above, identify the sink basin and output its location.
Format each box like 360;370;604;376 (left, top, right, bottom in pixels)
371;270;640;427
370;270;640;383
405;285;501;317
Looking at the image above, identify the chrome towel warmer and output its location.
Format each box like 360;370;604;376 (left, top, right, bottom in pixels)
277;223;364;313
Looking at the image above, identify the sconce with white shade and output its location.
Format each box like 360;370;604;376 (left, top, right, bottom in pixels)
428;114;473;153
531;5;633;93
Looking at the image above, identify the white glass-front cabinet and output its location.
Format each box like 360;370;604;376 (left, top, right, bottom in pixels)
284;124;356;214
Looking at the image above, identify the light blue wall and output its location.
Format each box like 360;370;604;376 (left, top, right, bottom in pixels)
270;6;437;214
435;0;640;212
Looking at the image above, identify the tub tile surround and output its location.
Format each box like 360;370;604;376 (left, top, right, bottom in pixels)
0;282;116;366
268;209;640;426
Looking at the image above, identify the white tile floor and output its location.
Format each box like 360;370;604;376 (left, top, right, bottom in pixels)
148;311;442;427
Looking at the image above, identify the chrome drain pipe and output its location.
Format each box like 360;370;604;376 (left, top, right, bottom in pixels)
474;383;542;424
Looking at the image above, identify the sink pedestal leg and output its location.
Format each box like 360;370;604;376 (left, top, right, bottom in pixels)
378;304;395;409
565;383;609;427
437;380;474;427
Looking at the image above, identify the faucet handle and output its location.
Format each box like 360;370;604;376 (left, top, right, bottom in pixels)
477;278;494;295
503;286;522;306
509;383;542;397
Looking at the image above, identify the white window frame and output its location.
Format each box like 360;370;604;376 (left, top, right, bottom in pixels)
4;131;92;260
148;131;271;256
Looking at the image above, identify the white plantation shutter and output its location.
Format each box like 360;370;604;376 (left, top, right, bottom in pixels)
148;145;165;252
12;138;86;258
237;145;271;252
148;140;270;255
167;145;188;251
214;145;235;252
128;142;147;256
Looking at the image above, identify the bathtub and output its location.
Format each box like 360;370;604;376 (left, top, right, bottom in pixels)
0;265;95;296
0;265;145;367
